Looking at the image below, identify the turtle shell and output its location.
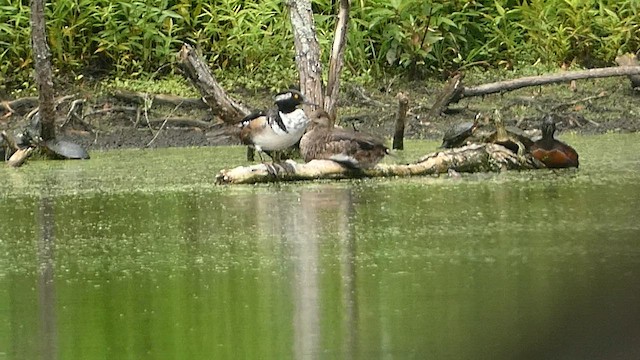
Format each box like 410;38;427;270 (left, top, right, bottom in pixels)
44;139;90;160
440;121;477;148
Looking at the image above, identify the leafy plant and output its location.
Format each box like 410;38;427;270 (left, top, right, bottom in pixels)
0;0;638;92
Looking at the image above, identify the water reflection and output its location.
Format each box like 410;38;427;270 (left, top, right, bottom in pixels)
246;186;358;359
37;196;57;360
1;136;640;360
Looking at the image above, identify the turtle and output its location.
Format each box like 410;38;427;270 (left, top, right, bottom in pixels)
18;111;90;160
485;110;533;156
42;139;90;160
440;113;481;149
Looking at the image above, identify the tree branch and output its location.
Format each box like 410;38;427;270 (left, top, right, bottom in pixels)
324;0;350;123
177;43;250;123
462;66;640;98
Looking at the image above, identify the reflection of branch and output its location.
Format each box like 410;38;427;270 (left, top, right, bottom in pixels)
217;144;542;184
37;196;58;360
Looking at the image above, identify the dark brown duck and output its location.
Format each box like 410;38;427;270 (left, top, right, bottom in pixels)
530;116;579;168
299;110;389;169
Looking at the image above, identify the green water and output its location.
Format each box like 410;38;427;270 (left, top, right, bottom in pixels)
1;135;639;360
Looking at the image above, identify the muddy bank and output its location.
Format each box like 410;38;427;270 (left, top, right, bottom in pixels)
2;77;638;151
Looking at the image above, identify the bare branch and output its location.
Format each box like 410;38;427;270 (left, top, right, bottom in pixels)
463;66;640;98
177;43;250;123
324;0;350;123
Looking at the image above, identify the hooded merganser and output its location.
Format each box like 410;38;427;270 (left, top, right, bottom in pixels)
530;116;579;168
239;89;313;159
299;109;389;169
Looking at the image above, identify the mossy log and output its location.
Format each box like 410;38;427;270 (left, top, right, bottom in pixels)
216;143;542;185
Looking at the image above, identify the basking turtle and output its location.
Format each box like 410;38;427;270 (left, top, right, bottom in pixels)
486;110;533;155
42;139;90;160
530;116;579;168
18;112;90;160
440;113;480;149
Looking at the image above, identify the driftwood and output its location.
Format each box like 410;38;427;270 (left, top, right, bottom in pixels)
216;143;542;185
177;43;250;123
392;92;409;150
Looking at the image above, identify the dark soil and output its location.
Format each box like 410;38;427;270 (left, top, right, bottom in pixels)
2;76;639;151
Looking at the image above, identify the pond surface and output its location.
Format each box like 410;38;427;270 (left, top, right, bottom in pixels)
1;135;639;360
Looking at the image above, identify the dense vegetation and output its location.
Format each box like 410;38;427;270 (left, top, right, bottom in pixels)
1;0;638;92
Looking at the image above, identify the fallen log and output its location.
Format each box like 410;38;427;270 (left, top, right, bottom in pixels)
462;66;640;98
216;143;542;185
7;147;34;167
431;66;640;113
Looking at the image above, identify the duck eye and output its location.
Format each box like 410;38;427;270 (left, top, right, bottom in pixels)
293;93;299;99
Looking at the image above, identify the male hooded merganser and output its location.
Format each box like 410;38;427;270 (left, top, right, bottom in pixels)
239;89;313;159
530;116;579;168
299;109;389;169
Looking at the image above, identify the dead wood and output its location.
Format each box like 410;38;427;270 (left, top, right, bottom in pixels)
30;0;56;141
0;97;39;114
288;0;325;109
323;0;350;123
177;43;251;123
428;73;464;117
1;131;20;152
141;117;213;129
112;90;209;109
392;92;409;150
216;143;542;185
7;147;34;167
462;66;640;98
550;92;608;115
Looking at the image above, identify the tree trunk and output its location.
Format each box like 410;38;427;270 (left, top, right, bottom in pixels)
30;0;56;141
392;92;409;150
324;0;350;123
288;0;324;108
